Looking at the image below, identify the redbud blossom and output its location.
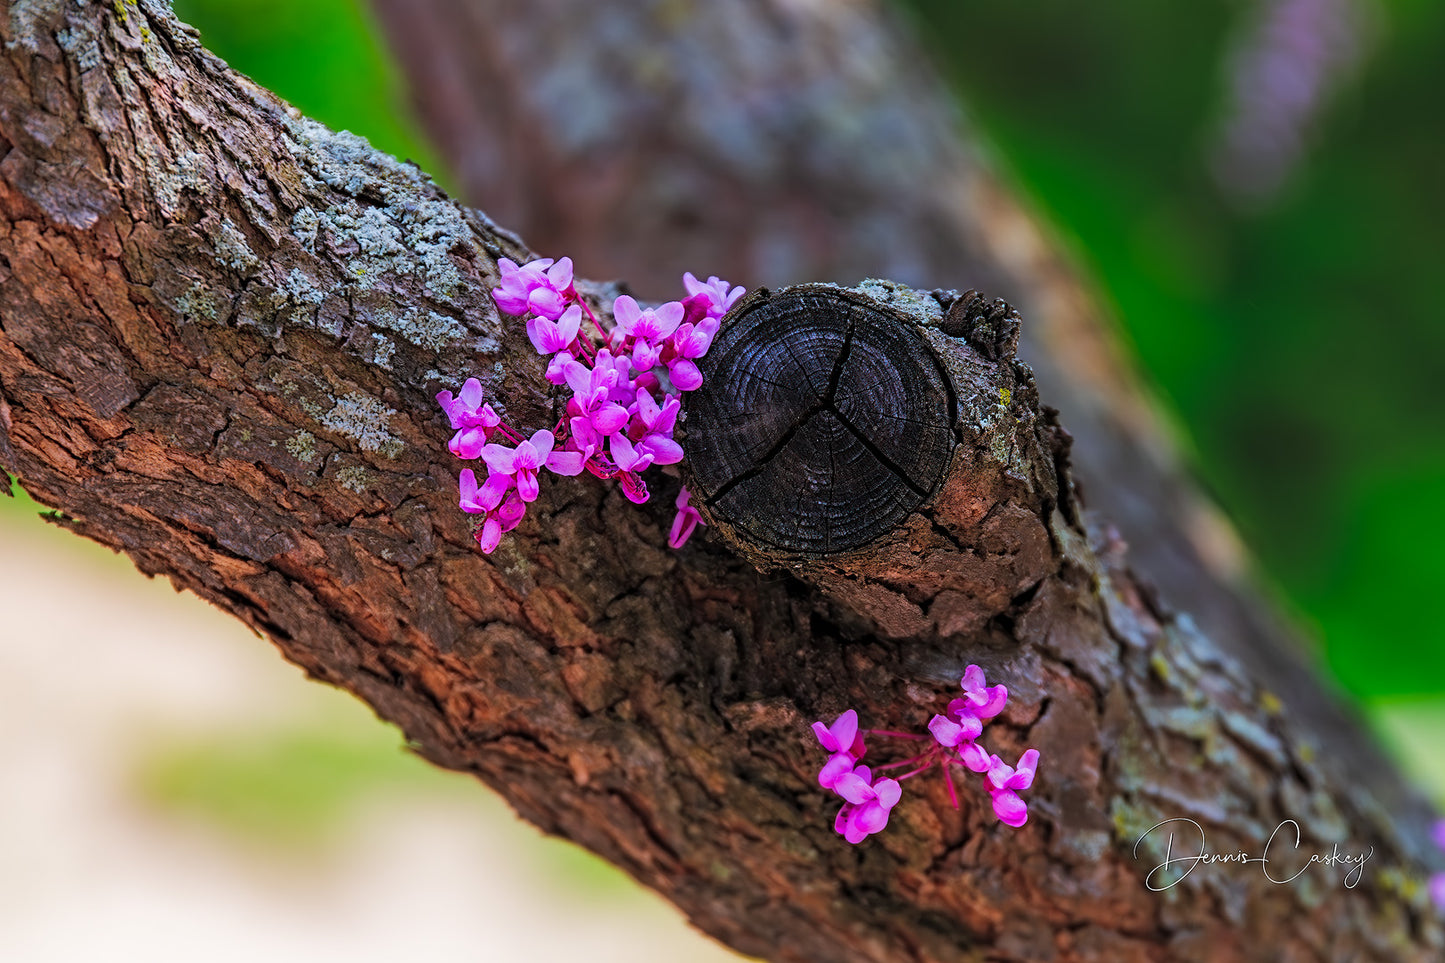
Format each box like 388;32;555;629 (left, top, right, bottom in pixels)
447;255;742;555
831;766;902;844
669;487;706;549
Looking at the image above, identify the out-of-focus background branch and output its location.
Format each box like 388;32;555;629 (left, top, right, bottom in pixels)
3;0;1442;958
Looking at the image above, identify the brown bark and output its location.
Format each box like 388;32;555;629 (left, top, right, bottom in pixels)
367;0;1444;875
0;3;1441;962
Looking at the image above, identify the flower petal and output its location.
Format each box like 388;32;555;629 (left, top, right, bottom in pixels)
831;771;873;806
830;710;858;752
546;450;585;476
817;753;855;789
592;403;630;436
516;469;540;502
991;790;1029;828
480;443;517;475
668;358;703;391
477;517;502;553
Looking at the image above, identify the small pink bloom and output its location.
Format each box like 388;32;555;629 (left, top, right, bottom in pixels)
984;749;1038;829
989;789;1029;828
812;709;865;757
612;295;684;343
437;378;494;429
985;749;1039;793
927;712;982;748
682;272;744;318
458;468;510;514
610;433;654;473
545;351;577;386
492;256;576;320
477;516;503;553
481;429;556;502
959;664;1009;719
818;753;856;790
664;322;714;392
526;303;583;356
831;765;902;844
617;470;649;504
669;486;706;549
497;490;526;530
958;741;991;773
565;359;631;436
438;379;503;459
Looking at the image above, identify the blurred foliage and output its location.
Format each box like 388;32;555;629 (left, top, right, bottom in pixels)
900;0;1445;697
133;706;458;850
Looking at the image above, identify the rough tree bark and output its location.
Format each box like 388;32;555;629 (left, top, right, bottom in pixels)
366;0;1439;857
0;3;1440;962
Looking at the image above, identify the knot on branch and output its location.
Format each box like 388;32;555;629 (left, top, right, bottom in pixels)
682;284;955;557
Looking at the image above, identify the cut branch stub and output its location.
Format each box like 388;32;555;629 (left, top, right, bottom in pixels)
683;284;955;558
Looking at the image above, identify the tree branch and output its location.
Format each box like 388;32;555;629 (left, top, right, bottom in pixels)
0;3;1440;961
364;0;1438;861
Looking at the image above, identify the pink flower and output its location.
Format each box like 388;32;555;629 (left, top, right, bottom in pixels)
812;709;865;757
545;351;576;386
990;789;1029;828
480;429;580;502
526;303;582;356
609;432;654;474
492;257;575;320
814;709;866;791
437;378;501;459
958;741;991;773
458;468;510;514
984;749;1039;828
476;490;526;554
663;322;713;391
628;389;683;465
567;417;604;462
612;295;684;345
817;753;857;791
927;712;982;749
831;766;902;844
617;470;649;504
986;749;1039;793
958;664;1009;719
1431;873;1445;912
669;486;705;549
564;360;630;436
683;272;744;318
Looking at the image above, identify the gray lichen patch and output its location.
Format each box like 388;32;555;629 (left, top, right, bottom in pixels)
281;268;326;326
170;282;220;322
358;303;467;352
336;464;371;494
858;277;945;324
208;217;258;272
320;391;404;459
280;117;475;300
284;429;318;465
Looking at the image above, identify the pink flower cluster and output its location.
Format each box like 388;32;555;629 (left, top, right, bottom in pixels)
812;665;1040;844
438;256;743;554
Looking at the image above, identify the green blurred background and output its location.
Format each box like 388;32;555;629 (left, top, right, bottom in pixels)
1;0;1442;940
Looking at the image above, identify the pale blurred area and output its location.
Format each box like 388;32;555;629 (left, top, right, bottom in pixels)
0;489;743;963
